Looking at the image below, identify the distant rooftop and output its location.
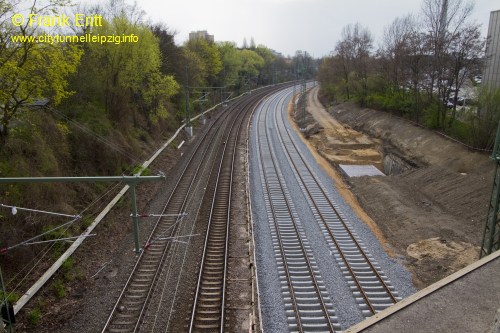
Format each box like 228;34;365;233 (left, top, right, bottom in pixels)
189;30;214;43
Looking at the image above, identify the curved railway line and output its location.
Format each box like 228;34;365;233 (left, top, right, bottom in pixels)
187;90;267;332
256;92;341;332
102;84;288;333
274;88;400;316
99;83;402;333
253;86;401;331
102;92;233;333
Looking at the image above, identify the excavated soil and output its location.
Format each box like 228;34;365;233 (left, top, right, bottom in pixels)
293;87;494;289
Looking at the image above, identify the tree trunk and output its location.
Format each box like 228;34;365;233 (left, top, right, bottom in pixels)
0;124;9;148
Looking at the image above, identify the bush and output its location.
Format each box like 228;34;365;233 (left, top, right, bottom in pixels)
53;279;66;298
0;291;19;303
28;307;42;325
62;257;75;281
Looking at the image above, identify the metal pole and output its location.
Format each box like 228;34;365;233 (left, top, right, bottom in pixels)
185;66;191;128
129;183;141;254
301;79;307;130
481;122;500;257
0;266;13;333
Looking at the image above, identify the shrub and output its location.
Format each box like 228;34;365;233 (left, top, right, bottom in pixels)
53;279;66;298
28;307;41;325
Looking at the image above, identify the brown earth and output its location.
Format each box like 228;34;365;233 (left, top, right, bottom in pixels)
292;86;494;289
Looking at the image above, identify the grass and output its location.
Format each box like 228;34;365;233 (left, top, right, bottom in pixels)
53;279;66;298
0;291;19;303
28;307;42;325
131;164;152;176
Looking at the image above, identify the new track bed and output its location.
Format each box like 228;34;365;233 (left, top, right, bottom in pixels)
274;88;400;317
253;86;401;332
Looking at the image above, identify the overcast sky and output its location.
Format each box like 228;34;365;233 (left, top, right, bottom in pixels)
137;0;498;57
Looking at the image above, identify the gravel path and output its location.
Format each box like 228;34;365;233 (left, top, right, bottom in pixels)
250;86;416;331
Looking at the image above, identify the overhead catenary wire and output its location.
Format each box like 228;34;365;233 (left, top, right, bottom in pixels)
0;215;81;254
143;213;188;249
7;83;242;315
5;181;121;292
49;107;168;174
0;203;79;219
22;234;96;246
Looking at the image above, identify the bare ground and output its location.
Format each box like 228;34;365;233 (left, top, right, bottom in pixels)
292;87;494;289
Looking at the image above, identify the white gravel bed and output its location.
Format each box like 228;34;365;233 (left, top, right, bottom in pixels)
250;86;416;331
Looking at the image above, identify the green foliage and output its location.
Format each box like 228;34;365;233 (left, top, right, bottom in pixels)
0;291;19;303
52;279;66;298
131;165;151;176
447;119;471;143
0;17;83;143
239;49;265;78
143;72;179;124
365;89;413;115
72;103;113;136
217;42;242;87
74;14;179;127
62;257;76;281
467;87;500;149
28;307;42;326
185;39;222;83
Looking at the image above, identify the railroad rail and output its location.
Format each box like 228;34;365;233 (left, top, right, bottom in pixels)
274;87;400;316
102;84;290;333
187;87;286;332
256;91;342;332
101;103;232;332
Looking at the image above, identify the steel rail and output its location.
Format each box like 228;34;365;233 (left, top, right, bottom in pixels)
275;86;398;315
256;89;339;332
102;101;235;332
188;86;285;332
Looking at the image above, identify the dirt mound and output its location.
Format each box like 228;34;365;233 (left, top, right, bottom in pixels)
301;88;384;169
299;89;494;289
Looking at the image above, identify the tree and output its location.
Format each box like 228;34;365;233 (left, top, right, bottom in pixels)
185;38;222;86
0;0;82;146
446;23;484;127
334;23;373;103
150;23;183;80
380;15;415;89
318;56;345;103
69;9;179;128
216;41;242;87
469;87;500;149
421;0;475;129
255;46;277;85
250;37;256;49
238;49;264;90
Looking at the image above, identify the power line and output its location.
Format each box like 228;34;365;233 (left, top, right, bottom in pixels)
0;203;79;219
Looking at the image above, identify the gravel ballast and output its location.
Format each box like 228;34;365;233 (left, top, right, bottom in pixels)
249;86;416;331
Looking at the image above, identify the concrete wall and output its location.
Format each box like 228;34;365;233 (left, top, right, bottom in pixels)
484;10;500;89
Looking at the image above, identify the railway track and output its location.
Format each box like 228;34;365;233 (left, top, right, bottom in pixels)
252;86;402;331
256;91;342;332
273;87;400;317
102;101;232;333
187;87;286;332
102;84;289;333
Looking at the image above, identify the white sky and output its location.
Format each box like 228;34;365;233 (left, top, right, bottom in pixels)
136;0;498;57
